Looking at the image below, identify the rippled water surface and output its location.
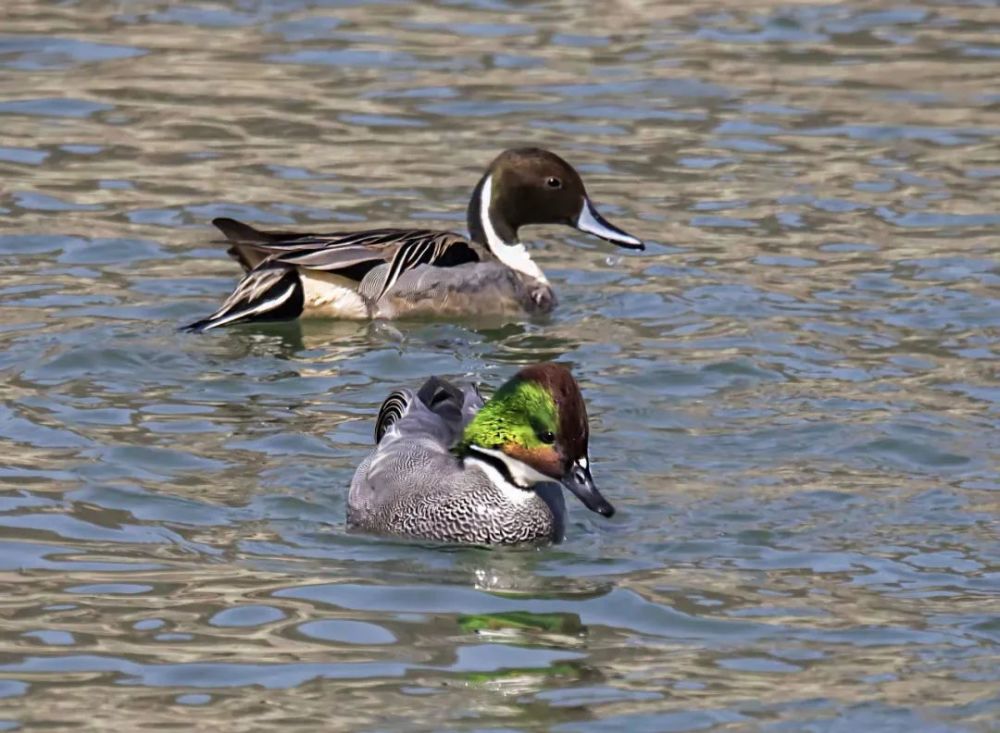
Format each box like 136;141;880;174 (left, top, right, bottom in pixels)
2;0;999;730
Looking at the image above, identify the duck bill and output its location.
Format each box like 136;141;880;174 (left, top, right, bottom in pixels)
561;460;615;518
575;198;644;250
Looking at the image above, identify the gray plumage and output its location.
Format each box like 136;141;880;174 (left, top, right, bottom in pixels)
348;377;566;545
183;220;554;330
377;261;555;318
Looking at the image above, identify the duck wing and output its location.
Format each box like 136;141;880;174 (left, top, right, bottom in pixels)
213;218;483;301
374;376;484;449
349;377;485;532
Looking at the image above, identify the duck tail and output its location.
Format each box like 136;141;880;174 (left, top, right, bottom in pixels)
213;218;283;272
212;217;275;243
226;245;256;273
375;390;410;443
181;265;304;333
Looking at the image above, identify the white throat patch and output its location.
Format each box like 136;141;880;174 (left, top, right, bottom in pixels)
470;446;554;486
466;455;536;506
478;175;549;285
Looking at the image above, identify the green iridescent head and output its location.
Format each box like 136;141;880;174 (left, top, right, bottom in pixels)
459;363;614;518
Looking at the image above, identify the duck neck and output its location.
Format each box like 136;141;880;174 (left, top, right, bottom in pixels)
463;443;555;488
464;445;525;488
467;173;549;284
463;447;540;509
464;449;566;540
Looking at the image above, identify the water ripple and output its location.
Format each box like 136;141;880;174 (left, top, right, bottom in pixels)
0;0;997;729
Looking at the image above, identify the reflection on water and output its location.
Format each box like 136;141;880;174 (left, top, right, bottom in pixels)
1;0;998;730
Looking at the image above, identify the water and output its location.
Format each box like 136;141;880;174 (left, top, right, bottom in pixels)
1;0;998;730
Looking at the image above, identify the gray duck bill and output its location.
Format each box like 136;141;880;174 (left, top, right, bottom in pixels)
561;462;615;517
574;198;644;250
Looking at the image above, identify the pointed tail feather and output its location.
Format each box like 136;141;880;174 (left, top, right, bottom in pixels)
181;265;304;332
212;217;320;245
226;245;259;272
213;219;280;271
212;217;274;243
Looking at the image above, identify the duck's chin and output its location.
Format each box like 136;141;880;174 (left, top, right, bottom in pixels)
466;446;555;489
508;458;557;488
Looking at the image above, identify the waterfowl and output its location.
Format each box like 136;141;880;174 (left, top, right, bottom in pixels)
348;362;614;545
183;148;642;331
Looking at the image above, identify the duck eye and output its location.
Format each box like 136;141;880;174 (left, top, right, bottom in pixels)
538;430;556;444
545;177;562;189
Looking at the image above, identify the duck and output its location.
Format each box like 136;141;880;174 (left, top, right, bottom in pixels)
183;148;642;331
348;362;615;545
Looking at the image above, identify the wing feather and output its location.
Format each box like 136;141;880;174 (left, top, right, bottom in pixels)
212;219;482;297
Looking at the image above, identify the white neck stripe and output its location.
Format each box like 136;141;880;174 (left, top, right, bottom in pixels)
465;455;536;506
478;175;549;285
471;445;554;487
479;175;504;252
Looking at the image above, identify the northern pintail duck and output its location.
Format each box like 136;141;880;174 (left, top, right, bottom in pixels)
183;148;642;331
348;362;614;545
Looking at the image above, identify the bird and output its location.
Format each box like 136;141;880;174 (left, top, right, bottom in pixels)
183;148;642;331
348;362;615;545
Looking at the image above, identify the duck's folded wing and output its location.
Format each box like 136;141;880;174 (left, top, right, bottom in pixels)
365;386;454;488
374;376;484;449
213;218;482;293
358;377;485;512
